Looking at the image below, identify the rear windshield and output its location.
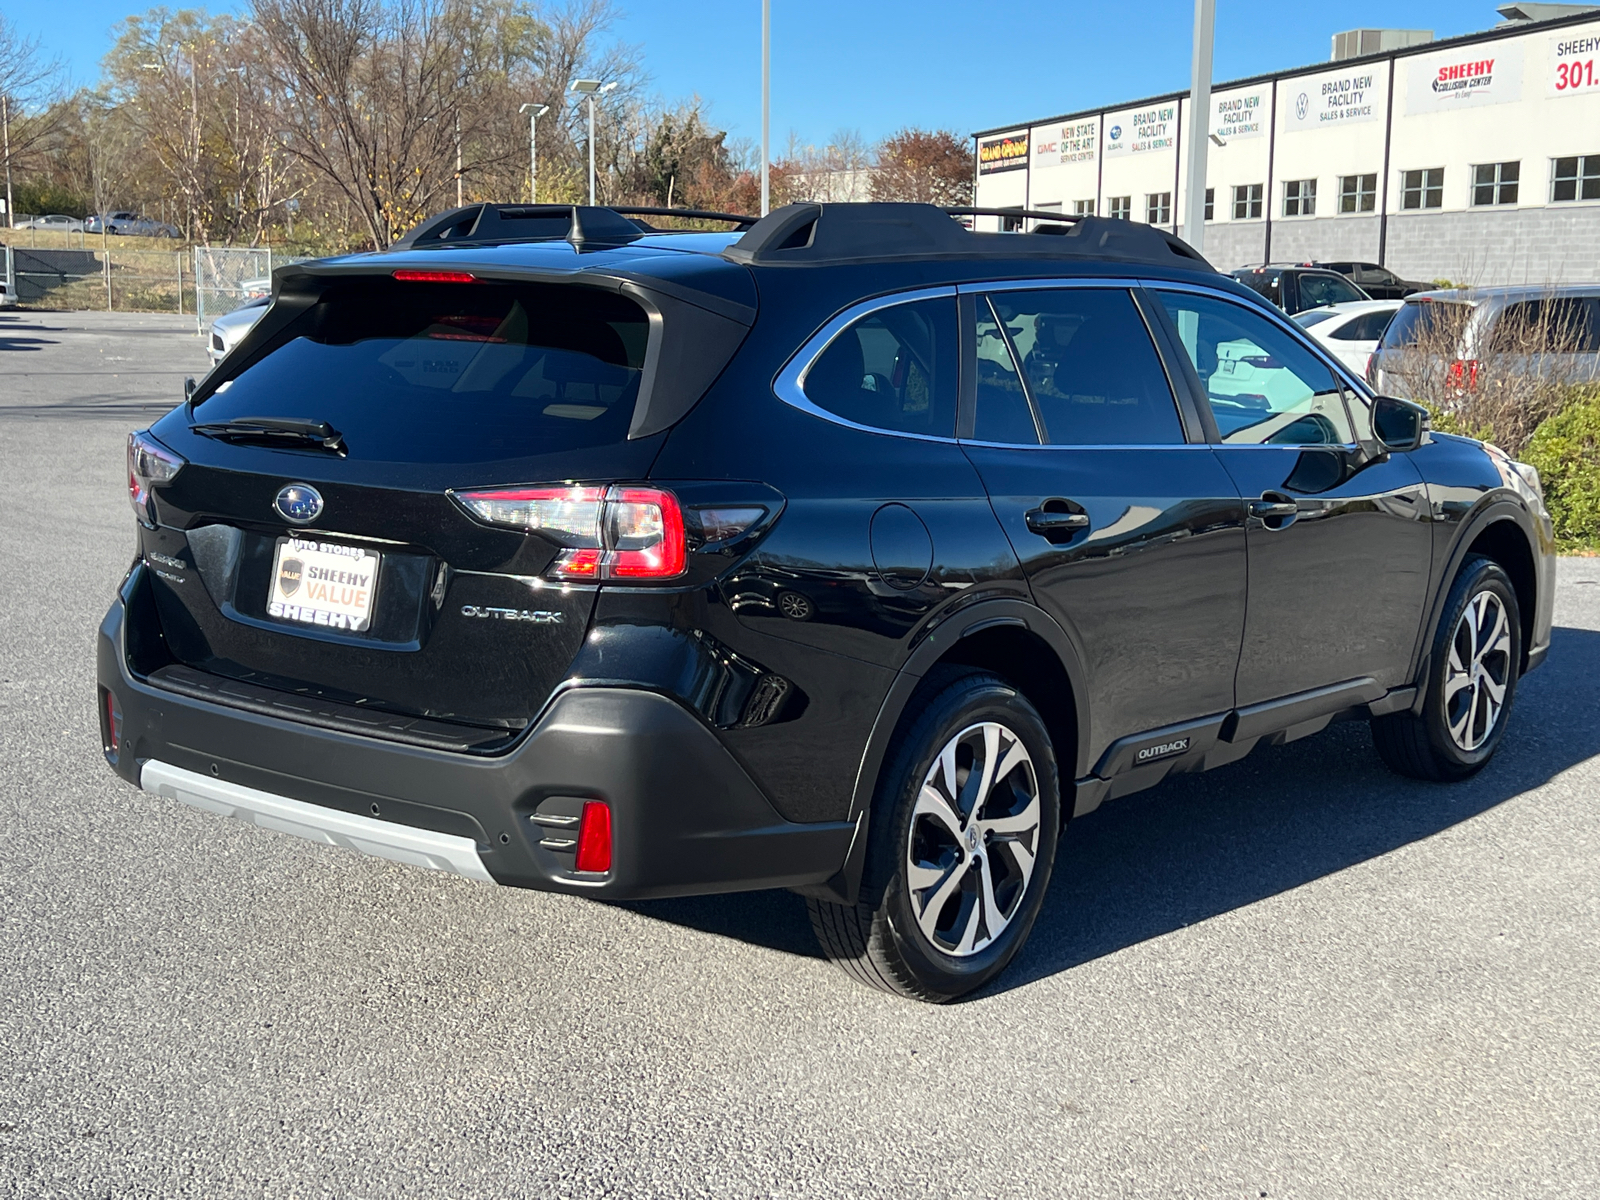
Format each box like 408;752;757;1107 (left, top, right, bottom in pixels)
1292;309;1338;329
196;279;649;462
1377;298;1474;351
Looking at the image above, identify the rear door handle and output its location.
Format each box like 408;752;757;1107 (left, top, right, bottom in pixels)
1024;507;1091;542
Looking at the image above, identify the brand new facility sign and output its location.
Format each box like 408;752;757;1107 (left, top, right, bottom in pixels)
1103;105;1176;156
1211;90;1267;140
1284;69;1381;130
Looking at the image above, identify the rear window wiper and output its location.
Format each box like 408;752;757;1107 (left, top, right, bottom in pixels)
191;417;346;455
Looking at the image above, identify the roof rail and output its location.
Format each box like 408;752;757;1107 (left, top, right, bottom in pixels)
388;203;756;253
723;202;1212;270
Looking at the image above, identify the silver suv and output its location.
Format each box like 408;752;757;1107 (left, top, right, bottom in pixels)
1370;285;1600;394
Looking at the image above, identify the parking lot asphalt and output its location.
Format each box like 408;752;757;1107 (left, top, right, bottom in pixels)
2;308;1598;1199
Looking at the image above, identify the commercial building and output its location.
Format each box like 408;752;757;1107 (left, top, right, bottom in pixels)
972;5;1600;284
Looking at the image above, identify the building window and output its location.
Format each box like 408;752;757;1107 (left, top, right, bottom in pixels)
1232;183;1263;219
1000;213;1024;232
1204;187;1215;221
1401;168;1444;210
1552;155;1600;202
1146;192;1172;224
1339;173;1377;214
1073;199;1096;216
1108;196;1132;221
1284;179;1317;217
1472;161;1520;206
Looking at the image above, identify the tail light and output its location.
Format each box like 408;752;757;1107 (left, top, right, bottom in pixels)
574;801;613;873
392;268;478;283
452;484;687;581
1446;359;1482;394
127;430;185;523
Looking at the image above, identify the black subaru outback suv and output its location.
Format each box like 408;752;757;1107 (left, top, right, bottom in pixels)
100;202;1555;1001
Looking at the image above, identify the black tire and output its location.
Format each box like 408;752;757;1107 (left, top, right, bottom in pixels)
1372;554;1521;781
808;671;1061;1002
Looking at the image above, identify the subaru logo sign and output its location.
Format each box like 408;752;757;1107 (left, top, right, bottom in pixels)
274;484;323;524
1109;124;1122;141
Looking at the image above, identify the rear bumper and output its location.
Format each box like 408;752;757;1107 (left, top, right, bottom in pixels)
98;576;854;899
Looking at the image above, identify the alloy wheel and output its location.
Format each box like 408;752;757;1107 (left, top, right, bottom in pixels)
904;721;1042;957
1445;590;1513;752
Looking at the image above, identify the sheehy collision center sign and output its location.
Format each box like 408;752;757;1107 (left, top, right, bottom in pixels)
1031;120;1098;169
1549;22;1600;96
1283;68;1380;130
978;132;1028;174
1407;43;1524;114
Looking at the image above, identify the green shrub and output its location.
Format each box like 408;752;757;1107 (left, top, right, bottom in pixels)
1523;388;1600;550
11;179;93;220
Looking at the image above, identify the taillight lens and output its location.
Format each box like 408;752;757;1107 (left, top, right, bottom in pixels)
127;430;185;522
574;801;613;873
1446;358;1482;394
453;485;686;581
100;687;122;759
392;268;478;283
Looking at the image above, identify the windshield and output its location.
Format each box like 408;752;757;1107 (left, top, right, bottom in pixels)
195;279;649;463
1293;310;1339;329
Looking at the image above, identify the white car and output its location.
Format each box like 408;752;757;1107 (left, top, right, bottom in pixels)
16;214;87;234
1292;299;1401;377
208;295;271;365
0;273;16;308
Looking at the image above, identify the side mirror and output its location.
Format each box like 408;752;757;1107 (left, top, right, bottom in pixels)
1372;395;1428;452
183;377;197;400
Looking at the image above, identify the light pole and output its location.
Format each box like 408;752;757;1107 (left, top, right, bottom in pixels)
569;79;617;205
1182;0;1216;250
519;103;549;203
761;0;770;216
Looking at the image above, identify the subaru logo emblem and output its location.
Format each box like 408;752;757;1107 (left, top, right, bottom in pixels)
274;484;323;524
1109;124;1122;140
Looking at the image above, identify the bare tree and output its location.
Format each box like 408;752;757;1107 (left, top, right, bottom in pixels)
0;13;67;225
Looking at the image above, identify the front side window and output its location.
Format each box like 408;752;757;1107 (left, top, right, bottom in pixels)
1339;173;1377;214
1146;192;1172;224
1552;155;1600;202
1400;168;1444;210
1472;161;1520;206
1156;291;1354;446
1108;195;1132;221
1284;179;1317;217
973;289;1185;446
1233;183;1263;220
802;297;957;437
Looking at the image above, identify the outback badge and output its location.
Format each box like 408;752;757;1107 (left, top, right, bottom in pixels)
274;484;323;524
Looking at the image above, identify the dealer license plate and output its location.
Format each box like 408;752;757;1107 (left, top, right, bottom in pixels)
267;537;380;633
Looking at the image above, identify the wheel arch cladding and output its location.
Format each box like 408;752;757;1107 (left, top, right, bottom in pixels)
1465;518;1537;672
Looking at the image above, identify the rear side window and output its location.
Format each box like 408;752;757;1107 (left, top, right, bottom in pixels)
1378;299;1474;351
1331;310;1395;341
1233;271;1281;301
1485;299;1600;354
802;297;957;437
977;289;1184;446
197;279;649;462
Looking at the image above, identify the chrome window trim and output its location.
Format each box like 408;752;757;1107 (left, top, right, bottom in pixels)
773;285;961;444
960;440;1216;451
956;277;1146;295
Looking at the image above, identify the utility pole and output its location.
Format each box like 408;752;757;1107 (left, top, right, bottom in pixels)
456;111;463;208
2;96;13;230
519;103;549;203
761;0;771;216
1182;0;1216;251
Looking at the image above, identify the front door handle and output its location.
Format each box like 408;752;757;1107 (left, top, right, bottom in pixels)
1248;499;1299;519
1025;507;1091;542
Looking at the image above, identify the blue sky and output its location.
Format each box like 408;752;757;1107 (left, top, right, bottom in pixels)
10;0;1496;146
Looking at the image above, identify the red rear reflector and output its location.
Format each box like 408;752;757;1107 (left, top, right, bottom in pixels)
391;269;477;283
575;801;613;873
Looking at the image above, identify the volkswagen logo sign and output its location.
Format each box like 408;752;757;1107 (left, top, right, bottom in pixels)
274;484;323;525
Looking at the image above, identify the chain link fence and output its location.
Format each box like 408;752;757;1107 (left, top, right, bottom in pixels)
1;243;315;331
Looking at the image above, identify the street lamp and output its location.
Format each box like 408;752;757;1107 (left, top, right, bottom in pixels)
519;103;550;203
569;79;617;205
